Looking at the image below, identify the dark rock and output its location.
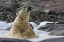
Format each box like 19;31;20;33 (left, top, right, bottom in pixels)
57;22;64;24
0;0;11;2
0;12;3;15
38;22;64;32
0;2;16;22
56;31;64;36
0;2;15;13
15;2;38;12
16;1;52;22
6;27;11;30
0;11;16;23
30;9;52;22
11;0;22;3
39;37;64;42
38;23;56;31
38;27;55;32
0;38;31;42
49;27;64;36
34;21;40;25
30;23;34;29
0;0;64;22
48;10;57;15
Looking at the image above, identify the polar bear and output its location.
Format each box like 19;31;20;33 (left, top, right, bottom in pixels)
4;6;39;39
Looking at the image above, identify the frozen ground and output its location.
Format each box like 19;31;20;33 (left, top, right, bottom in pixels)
0;21;64;42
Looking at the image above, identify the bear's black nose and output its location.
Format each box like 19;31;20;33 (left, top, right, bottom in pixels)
27;6;31;12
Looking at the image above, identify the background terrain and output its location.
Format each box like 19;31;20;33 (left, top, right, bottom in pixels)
0;0;64;23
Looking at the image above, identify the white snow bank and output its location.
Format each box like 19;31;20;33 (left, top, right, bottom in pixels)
29;22;38;27
0;21;12;30
0;30;9;37
37;21;53;28
37;21;58;29
0;21;12;27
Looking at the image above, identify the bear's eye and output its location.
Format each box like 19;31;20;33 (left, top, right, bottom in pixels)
23;8;25;10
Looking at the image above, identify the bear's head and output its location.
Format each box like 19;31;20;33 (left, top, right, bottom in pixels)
17;6;31;16
16;6;31;20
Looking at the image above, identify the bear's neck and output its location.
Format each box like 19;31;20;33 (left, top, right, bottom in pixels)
14;16;29;23
11;16;30;30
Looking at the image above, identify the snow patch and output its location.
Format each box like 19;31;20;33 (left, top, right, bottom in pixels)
37;21;53;28
29;22;38;27
44;10;50;13
0;21;12;27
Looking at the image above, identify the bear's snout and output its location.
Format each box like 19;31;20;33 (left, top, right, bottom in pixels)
27;6;31;12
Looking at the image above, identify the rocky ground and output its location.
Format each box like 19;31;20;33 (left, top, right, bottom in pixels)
37;22;64;36
39;37;64;42
0;0;64;23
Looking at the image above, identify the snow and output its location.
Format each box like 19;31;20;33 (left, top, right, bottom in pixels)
29;22;38;27
37;21;53;28
0;30;9;37
0;21;64;42
37;21;58;28
44;10;50;13
0;21;12;27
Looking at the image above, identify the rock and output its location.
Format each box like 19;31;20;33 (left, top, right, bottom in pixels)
0;2;15;13
11;0;22;3
39;37;64;42
15;2;38;12
0;38;31;42
30;8;52;22
0;0;11;2
38;27;47;31
0;0;64;22
16;1;52;22
30;23;34;29
0;11;16;23
6;27;11;30
38;23;57;31
0;12;3;16
57;22;64;24
38;27;55;32
49;27;64;36
30;10;42;22
34;21;40;25
38;22;64;32
0;2;16;22
56;31;64;36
